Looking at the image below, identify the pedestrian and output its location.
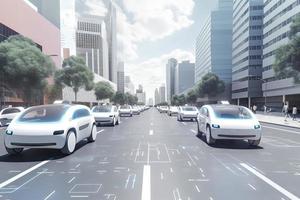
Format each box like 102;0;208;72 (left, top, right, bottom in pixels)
283;104;289;121
253;105;257;114
292;106;297;121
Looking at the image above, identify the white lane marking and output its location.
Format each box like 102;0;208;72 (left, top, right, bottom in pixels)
141;165;151;200
241;163;300;200
262;125;300;135
97;129;104;134
182;122;187;125
68;177;76;184
209;197;214;200
149;130;153;135
71;195;89;198
190;129;197;134
44;190;55;200
0;160;50;189
248;184;257;191
195;185;200;193
160;173;164;180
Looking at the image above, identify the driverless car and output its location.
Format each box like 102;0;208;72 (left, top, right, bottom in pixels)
197;104;262;146
159;106;169;113
0;107;25;127
177;106;198;121
4;104;96;155
168;106;179;116
119;105;133;117
132;106;141;115
91;105;120;126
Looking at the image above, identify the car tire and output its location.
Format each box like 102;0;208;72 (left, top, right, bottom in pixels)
206;126;216;145
87;124;97;143
197;121;202;136
116;117;120;125
61;130;76;155
248;139;260;147
6;147;23;156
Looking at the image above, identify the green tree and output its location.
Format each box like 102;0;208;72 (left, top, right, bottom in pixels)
186;89;198;104
196;73;225;97
112;91;127;105
125;93;138;105
0;35;55;105
274;15;300;82
55;56;94;102
46;84;62;103
94;81;114;101
171;95;186;106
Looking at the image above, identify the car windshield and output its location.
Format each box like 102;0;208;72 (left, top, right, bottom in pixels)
92;106;112;113
120;105;130;109
182;107;197;111
2;108;21;115
18;105;69;123
213;107;252;119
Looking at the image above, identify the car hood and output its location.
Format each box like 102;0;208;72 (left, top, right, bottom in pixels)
212;118;260;129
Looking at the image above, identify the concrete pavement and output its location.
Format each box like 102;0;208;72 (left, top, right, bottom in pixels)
256;113;300;129
0;108;299;199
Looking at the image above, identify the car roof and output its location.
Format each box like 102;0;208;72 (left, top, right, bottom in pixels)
205;104;246;110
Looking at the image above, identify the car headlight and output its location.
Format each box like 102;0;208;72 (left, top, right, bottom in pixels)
6;130;13;135
254;125;261;129
211;124;220;129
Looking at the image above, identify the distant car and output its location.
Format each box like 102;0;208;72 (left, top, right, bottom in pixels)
91;105;120;126
0;107;25;127
197;105;261;146
159;106;169;113
4;104;96;155
53;100;71;104
168;106;179;116
132;106;141;115
177;106;198;121
119;105;133;117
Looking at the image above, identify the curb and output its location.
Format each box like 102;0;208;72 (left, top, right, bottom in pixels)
259;120;300;130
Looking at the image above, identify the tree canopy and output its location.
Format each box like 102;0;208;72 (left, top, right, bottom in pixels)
55;56;94;102
94;81;114;101
0;35;55;105
112;91;127;105
125;92;138;105
171;94;186;106
274;15;300;82
196;73;225;97
186;89;198;104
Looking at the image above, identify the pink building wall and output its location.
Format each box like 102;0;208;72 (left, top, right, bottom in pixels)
0;0;61;68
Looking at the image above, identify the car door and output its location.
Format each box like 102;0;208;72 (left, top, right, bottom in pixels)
198;108;205;132
72;109;90;141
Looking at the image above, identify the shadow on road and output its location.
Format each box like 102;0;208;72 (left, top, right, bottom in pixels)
0;140;89;163
196;134;263;150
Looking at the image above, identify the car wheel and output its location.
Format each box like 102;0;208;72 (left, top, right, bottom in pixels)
180;115;183;121
6;147;23;156
206;126;216;145
61;130;76;155
130;114;133;117
116;117;120;125
87;124;97;143
197;121;202;136
248;139;260;147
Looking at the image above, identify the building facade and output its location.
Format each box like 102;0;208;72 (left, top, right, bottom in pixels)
166;58;177;103
125;76;135;95
159;85;166;103
136;85;146;105
175;61;195;95
232;0;264;107
154;88;160;105
195;0;233;101
262;0;300;109
117;62;125;93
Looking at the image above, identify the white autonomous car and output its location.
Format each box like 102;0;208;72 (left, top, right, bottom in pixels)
0;107;25;127
177;106;199;121
91;105;120;126
119;105;133;117
4;104;97;155
197;104;262;146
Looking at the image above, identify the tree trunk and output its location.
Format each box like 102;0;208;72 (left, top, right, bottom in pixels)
74;91;77;103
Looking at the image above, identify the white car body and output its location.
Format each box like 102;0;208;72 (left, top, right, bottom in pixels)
132;106;141;115
4;104;96;155
168;106;179;116
159;106;169;113
197;105;262;146
119;105;133;117
0;107;25;127
92;105;120;126
177;106;198;121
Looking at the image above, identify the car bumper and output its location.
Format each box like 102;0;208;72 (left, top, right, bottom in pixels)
211;129;261;140
120;112;132;116
95;117;114;124
181;114;197;119
5;134;66;149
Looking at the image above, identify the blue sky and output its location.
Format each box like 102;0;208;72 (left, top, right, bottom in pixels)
116;0;219;99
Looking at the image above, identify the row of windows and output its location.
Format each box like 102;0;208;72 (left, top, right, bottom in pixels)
233;35;262;52
233;17;249;35
264;0;286;18
233;64;262;74
234;75;262;83
250;25;262;30
233;0;249;20
77;21;101;33
264;16;293;39
232;45;262;60
264;1;299;29
250;5;264;11
233;27;248;43
232;88;248;94
233;55;261;66
263;65;273;72
263;31;289;50
76;33;101;49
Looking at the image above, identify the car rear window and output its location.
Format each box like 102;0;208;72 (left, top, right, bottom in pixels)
213;107;252;119
92;106;112;113
182;107;197;111
18;105;69;123
120;105;130;109
2;108;21;115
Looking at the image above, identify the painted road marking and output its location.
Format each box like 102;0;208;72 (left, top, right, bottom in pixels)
141;165;151;200
68;177;76;184
44;190;55;200
149;130;154;135
0;160;50;189
263;125;300;135
190;129;197;134
248;184;256;191
241;163;300;200
195;185;200;193
97;129;104;134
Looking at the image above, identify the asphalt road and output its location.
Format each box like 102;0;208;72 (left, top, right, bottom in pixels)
0;108;300;200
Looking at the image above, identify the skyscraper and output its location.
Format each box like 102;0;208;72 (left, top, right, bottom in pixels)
159;85;166;103
175;61;195;95
125;76;135;95
154;88;160;105
166;58;177;103
232;0;264;107
117;62;125;93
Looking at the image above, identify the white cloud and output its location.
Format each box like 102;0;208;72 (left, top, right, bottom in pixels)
125;49;195;99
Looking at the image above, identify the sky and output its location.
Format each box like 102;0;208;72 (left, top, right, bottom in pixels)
116;0;219;100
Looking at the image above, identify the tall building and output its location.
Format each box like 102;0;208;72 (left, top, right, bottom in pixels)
159;85;166;103
136;85;146;104
166;58;177;103
125;76;135;95
76;15;109;79
148;98;154;106
175;61;195;95
232;0;264;107
262;0;300;109
154;88;160;105
195;0;233;100
117;62;125;93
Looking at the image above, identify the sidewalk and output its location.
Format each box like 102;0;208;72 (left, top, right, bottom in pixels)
256;113;300;129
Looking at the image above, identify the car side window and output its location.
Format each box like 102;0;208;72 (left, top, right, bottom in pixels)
72;110;81;120
81;109;90;117
204;108;209;117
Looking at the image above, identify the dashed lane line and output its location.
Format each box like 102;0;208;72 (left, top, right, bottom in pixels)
44;190;55;200
97;129;104;134
149;130;153;136
141;165;151;200
241;163;300;200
